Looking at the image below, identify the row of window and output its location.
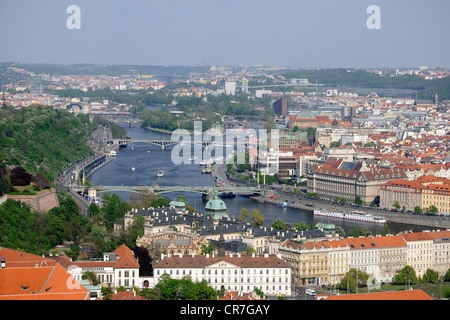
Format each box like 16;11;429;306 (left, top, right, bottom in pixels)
156;268;289;276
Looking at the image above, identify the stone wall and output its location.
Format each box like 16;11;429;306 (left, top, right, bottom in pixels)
7;188;59;213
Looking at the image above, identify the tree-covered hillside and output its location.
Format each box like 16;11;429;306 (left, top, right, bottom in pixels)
0;105;94;180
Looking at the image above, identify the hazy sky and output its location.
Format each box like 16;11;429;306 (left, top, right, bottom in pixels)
1;0;449;68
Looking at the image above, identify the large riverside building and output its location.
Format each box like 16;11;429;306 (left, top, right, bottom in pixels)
307;157;407;204
380;175;450;213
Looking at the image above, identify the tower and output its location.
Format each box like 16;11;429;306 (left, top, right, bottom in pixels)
218;228;225;258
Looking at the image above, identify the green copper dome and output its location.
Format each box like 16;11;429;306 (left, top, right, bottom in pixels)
205;190;228;219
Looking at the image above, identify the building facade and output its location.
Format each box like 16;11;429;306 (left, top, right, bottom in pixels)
153;253;292;296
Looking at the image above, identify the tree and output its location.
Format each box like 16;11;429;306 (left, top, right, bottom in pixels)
422;268;439;283
101;193;130;229
393;202;401;210
200;242;215;255
271;218;287;230
445;268;450;282
82;271;100;286
428;205;438;214
250;209;264;227
347;226;371;237
34;173;50;189
393;265;417;285
155;274;217;300
354;196;363;206
338;269;373;293
150;195;170;208
238;208;250;223
133;245;153;276
10;167;32;186
413;206;423;214
88;203;100;216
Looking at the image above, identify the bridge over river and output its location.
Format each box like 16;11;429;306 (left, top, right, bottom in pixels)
75;185;264;200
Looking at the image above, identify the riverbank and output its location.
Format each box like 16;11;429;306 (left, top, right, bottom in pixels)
214;162;450;230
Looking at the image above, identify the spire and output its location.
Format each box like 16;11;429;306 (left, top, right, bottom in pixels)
218;228;225;258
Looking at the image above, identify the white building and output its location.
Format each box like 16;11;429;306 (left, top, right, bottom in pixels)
345;237;380;282
67;244;140;289
224;80;236;96
153;253;292;296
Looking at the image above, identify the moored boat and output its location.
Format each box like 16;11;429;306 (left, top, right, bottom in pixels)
313;209;387;224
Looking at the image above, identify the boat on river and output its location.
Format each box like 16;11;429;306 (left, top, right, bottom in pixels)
313;209;387;224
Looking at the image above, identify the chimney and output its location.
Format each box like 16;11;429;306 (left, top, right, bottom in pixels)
1;257;5;269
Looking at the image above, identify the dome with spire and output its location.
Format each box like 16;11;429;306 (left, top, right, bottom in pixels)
205;190;228;219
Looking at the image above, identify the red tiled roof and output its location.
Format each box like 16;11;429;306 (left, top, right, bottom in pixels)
0;264;89;300
154;254;291;269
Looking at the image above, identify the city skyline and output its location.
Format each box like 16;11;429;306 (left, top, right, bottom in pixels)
0;0;449;69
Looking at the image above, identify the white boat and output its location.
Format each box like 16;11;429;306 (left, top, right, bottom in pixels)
157;171;164;177
188;156;198;161
131;167;136;172
110;151;117;156
278;202;288;207
313;209;387;224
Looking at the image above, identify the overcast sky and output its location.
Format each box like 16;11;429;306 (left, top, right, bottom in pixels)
1;0;449;68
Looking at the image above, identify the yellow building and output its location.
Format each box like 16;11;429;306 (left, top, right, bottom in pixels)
421;184;450;213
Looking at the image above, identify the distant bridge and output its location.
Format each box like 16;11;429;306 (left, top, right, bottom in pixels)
111;138;248;150
81;185;263;199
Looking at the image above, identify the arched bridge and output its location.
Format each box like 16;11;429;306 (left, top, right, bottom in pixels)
111;138;248;150
83;185;263;199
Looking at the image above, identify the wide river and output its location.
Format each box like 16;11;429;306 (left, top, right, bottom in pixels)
90;122;427;235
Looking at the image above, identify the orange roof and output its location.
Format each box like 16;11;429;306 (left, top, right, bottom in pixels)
0;264;89;300
325;289;433;300
422;230;450;240
0;247;57;268
373;235;407;248
344;237;378;250
400;232;432;242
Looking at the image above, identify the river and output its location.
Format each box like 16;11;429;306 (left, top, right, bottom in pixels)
89;122;428;235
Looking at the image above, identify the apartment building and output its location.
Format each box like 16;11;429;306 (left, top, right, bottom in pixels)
427;230;450;278
345;237;379;280
399;232;433;279
279;230;450;286
380;175;450;213
422;184;450;213
373;235;407;283
279;238;350;286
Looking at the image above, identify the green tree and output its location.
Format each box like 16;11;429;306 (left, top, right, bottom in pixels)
155;274;217;300
393;202;401;210
338;269;373;293
413;206;423;214
428;205;439;214
422;268;439;283
82;271;101;286
250;208;264;227
271;218;287;230
101;193;130;229
393;265;418;285
239;208;250;223
200;242;215;255
354;196;363;206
